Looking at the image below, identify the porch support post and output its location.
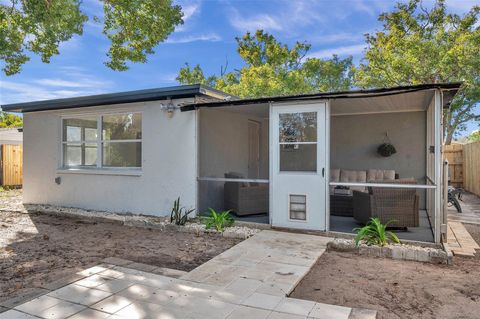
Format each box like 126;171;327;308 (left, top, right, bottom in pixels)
194;109;200;217
443;160;449;242
268;102;273;226
434;89;443;244
325;100;331;231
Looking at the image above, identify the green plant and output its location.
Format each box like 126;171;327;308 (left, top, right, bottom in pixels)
353;217;401;247
204;208;234;232
170;197;195;226
377;143;397;157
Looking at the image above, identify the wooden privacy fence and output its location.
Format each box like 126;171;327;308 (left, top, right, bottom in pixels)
1;144;23;187
463;141;480;197
444;142;480;197
444;144;463;188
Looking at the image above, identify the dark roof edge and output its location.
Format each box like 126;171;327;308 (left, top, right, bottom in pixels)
1;84;232;113
181;82;463;111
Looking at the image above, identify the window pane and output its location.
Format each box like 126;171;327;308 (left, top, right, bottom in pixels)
103;142;141;167
280;144;317;172
85;127;98;141
63;144;81;167
63;117;97;142
84;144;97;166
63;144;97;167
279;112;317;143
65;126;81;142
102;113;142;140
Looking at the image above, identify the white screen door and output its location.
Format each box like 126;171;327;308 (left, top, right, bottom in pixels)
271;102;327;230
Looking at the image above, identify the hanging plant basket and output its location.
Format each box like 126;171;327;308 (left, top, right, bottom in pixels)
377;132;396;157
377;143;397;157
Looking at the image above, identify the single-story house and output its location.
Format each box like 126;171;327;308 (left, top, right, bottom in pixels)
1;83;461;244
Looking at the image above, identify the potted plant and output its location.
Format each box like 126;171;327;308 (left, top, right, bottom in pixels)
377;132;396;157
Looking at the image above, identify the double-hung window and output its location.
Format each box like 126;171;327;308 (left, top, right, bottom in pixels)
62;113;142;169
279;112;317;172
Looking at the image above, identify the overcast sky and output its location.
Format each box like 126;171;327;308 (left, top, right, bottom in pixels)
0;0;478;135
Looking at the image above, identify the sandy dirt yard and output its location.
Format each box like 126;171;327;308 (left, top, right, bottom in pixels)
0;190;240;302
291;225;480;319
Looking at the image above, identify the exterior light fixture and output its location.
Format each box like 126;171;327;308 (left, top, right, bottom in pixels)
160;98;177;118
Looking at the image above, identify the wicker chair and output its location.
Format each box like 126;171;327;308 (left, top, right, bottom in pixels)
353;179;419;228
224;172;269;216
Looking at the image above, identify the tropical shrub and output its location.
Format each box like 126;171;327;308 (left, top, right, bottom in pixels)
170;197;195;226
353;217;400;247
204;208;234;232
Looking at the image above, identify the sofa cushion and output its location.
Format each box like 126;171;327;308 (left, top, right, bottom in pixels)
340;170;367;192
330;169;340;182
224;172;248;187
340;170;367;183
330;169;340;193
225;172;243;179
367;169;395;181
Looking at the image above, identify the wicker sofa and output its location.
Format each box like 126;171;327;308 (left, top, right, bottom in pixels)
353;179;419;228
224;172;269;216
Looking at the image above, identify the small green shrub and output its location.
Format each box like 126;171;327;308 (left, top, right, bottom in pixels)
353;217;400;247
204;208;234;232
170;197;195;226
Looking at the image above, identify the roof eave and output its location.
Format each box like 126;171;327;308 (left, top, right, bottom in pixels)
1;84;231;113
181;82;463;112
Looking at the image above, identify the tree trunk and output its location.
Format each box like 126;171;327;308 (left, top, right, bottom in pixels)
444;130;454;145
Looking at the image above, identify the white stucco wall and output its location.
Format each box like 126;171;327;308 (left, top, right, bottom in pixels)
23;100;197;216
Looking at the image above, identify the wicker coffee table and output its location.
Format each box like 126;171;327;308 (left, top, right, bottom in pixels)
330;194;353;217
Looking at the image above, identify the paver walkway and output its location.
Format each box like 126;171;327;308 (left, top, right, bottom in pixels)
0;230;376;319
447;192;480;257
447;222;480;257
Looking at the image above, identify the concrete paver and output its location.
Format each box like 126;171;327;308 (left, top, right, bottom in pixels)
241;293;284;310
274;298;316;317
47;284;112;306
0;310;39;319
308;302;352;319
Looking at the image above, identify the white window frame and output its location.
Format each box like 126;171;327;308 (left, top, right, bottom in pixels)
60;112;142;172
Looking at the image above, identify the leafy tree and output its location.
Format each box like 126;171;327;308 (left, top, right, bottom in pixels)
0;0;183;75
466;130;480;143
176;30;355;98
177;64;217;88
0;112;22;128
355;0;480;144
